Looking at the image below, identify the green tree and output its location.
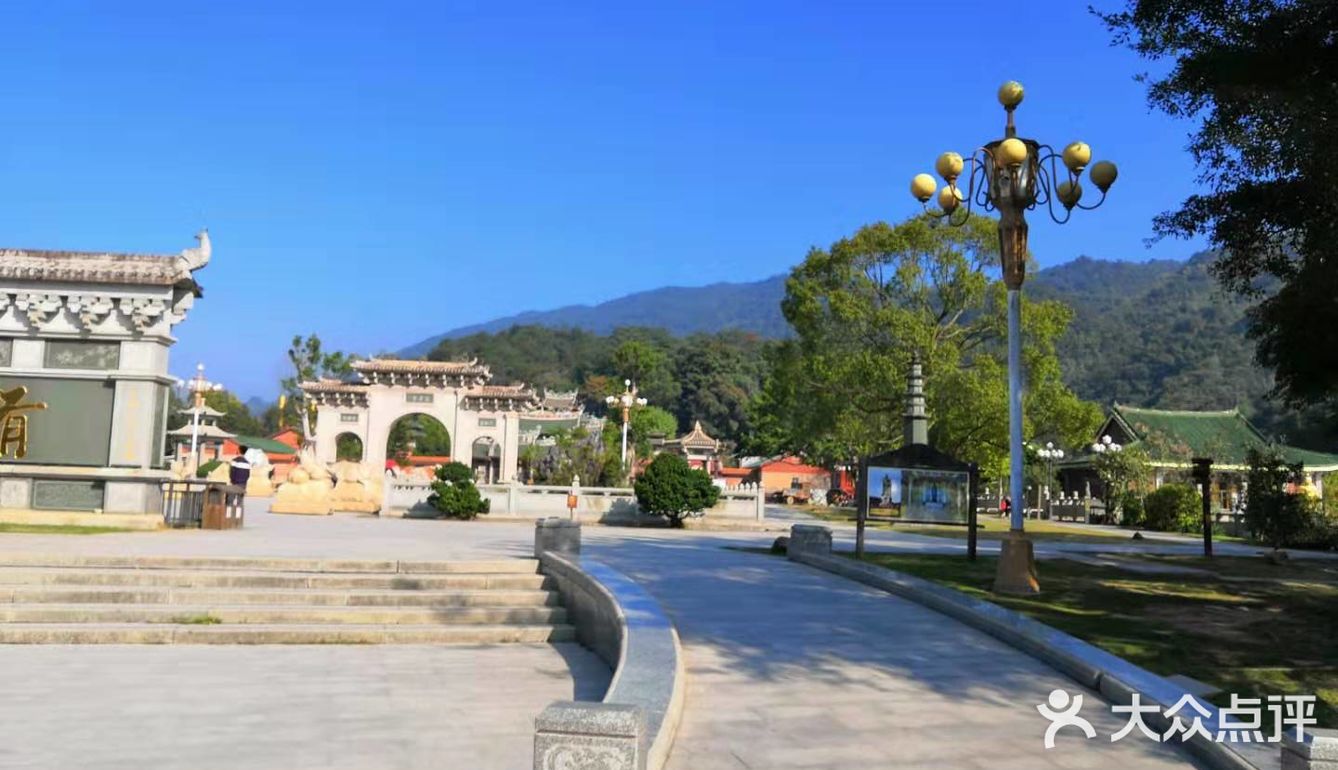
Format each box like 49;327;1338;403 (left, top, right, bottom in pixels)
1244;446;1312;549
204;390;265;437
387;414;450;458
610;336;680;408
427;461;491;520
751;215;1100;479
633;453;720;528
1101;0;1338;412
283;334;353;443
1092;445;1150;520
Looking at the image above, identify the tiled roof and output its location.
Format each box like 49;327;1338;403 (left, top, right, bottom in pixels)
300;379;369;394
467;385;535;398
1104;404;1338;469
672;420;719;450
0;249;188;286
352;359;488;375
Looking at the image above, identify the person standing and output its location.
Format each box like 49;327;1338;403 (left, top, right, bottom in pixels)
229;446;252;491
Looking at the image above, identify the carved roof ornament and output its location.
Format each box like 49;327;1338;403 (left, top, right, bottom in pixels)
13;293;63;328
120;297;166;332
69;295;116;329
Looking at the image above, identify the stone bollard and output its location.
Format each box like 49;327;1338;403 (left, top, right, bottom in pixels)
534;702;645;770
1283;729;1338;769
535;518;581;558
787;524;832;561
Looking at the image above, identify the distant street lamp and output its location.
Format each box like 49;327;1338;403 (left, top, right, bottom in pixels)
178;363;223;467
605;379;647;469
1091;434;1122;455
1037;441;1065;512
909;80;1119;594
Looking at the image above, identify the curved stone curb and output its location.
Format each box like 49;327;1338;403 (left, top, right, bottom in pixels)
536;550;684;770
788;535;1264;770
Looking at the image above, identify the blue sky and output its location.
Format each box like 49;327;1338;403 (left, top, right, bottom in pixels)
0;1;1206;400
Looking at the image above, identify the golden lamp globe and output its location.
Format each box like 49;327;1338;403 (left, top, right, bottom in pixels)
997;81;1024;109
937;185;964;212
910;173;937;202
935;152;964;182
1062;142;1091;173
1090;160;1119;191
997;138;1028;167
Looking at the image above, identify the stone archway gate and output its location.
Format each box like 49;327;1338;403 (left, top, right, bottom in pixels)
302;359;538;482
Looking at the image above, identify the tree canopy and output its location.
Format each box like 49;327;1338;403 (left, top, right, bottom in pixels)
750;215;1100;479
1101;0;1338;412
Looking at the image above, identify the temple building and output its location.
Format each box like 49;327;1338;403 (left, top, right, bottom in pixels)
660;420;723;473
0;232;210;519
519;389;604;448
303;358;562;483
1058;404;1338;510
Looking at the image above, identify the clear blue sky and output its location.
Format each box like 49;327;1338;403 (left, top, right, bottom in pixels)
0;1;1206;400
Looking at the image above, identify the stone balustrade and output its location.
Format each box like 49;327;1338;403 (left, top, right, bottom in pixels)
385;479;764;522
533;521;684;770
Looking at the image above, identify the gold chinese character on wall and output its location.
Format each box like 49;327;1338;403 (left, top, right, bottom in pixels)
0;386;48;460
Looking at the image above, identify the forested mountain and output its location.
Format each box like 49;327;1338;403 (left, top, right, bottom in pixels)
400;275;788;357
407;253;1334;450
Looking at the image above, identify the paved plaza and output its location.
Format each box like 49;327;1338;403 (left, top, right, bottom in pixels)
0;503;1234;769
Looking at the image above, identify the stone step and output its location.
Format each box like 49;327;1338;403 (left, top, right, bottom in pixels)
0;622;577;645
0;567;551;591
0;585;561;607
0;554;539;575
0;604;568;626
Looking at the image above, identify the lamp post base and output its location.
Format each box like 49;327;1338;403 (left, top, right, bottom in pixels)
993;530;1040;595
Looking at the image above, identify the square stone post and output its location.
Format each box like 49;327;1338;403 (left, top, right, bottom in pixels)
534;702;644;770
535;518;581;558
1283;729;1338;769
787;524;832;561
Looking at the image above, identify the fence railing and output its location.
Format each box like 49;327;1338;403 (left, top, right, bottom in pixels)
162;480;245;529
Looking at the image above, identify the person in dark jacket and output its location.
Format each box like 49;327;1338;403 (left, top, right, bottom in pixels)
229;447;252;490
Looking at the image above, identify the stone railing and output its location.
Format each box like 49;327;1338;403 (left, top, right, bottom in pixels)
533;520;684;770
385;480;764;522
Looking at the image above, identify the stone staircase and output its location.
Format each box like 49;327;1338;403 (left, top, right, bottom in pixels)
0;554;574;644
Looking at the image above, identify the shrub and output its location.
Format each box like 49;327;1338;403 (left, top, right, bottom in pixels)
633;453;720;528
1120;492;1145;528
427;462;491;520
1143;484;1202;533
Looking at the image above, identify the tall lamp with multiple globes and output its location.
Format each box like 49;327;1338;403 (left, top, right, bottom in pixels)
909;80;1119;594
605;379;647;471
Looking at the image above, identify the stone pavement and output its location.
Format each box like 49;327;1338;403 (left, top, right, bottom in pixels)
0;503;1243;768
0;643;609;770
577;531;1209;769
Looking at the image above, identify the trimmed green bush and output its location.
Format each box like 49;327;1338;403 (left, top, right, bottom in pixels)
1143;483;1202;533
1120;492;1146;528
633;453;720;528
427;462;491;520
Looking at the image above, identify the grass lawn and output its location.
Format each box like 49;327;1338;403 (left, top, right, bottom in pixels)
0;523;132;535
853;551;1338;726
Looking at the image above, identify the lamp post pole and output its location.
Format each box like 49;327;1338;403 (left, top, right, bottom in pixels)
606;379;647;473
910;80;1119;594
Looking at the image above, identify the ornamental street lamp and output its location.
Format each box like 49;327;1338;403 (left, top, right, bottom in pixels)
909;80;1118;594
1091;434;1122;455
178;362;224;467
605;379;647;470
1037;441;1065;512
